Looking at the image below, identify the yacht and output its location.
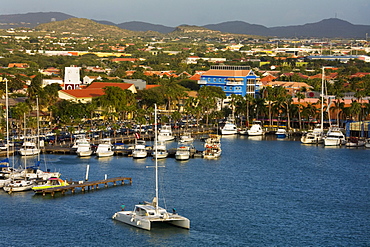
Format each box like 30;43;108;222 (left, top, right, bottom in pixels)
157;125;175;142
151;141;168;159
179;133;194;143
247;121;265;136
95;138;114;157
301;126;324;144
220;121;237;135
175;143;193;160
112;104;190;230
76;138;93;157
19;137;40;156
324;127;346;146
3;179;36;193
132;140;147;158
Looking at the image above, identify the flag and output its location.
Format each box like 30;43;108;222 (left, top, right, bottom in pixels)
135;132;140;139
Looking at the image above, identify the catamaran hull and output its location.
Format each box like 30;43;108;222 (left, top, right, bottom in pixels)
112;211;190;231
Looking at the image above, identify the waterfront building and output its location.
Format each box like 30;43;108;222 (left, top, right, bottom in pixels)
198;65;260;98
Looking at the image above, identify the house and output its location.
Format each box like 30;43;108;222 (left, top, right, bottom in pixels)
8;63;29;68
58;82;137;103
262;81;313;95
64;66;81;90
198;65;260;98
42;78;63;88
82;75;102;85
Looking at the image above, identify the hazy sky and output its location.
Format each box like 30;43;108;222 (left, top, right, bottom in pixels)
1;0;370;27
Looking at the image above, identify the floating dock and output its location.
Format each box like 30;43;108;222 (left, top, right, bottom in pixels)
39;177;132;197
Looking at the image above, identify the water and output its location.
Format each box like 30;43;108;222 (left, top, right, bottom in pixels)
1;136;369;246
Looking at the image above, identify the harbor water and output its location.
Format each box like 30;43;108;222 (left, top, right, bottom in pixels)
1;136;369;246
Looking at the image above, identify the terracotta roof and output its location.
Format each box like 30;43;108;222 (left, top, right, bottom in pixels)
189;74;201;80
202;69;251;77
60;88;105;98
146;85;160;89
87;82;133;90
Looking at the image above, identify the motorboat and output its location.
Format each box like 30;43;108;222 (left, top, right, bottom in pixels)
76;138;93;157
32;177;69;193
112;104;190;230
71;134;88;152
179;133;194;143
345;137;365;147
324;127;346;146
175;143;193;160
365;138;370;148
132;140;147;158
95;138;114;157
19;137;40;156
301;126;324;144
237;127;248;135
157;125;175;142
151;141;168;159
247;121;265;136
275;128;287;138
220;121;237;135
203;134;222;159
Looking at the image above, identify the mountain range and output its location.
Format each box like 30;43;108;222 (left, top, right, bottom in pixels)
1;12;370;38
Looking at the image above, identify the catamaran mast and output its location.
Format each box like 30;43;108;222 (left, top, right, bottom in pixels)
154;104;159;212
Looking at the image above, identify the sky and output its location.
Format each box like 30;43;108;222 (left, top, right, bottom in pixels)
1;0;370;27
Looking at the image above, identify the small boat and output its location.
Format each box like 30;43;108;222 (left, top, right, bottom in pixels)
324;127;346;146
3;179;36;192
237;127;248;135
95;138;114;157
220;121;237;135
132;140;147;158
275;128;287;138
76;138;93;157
157;125;175;142
32;177;69;193
247;121;265;136
345;137;365;147
151;141;168;159
175;143;192;160
112;104;190;231
365;138;370;148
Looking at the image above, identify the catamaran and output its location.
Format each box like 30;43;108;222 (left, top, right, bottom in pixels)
112;104;190;230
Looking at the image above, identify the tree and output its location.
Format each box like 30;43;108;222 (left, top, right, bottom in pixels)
198;86;226;125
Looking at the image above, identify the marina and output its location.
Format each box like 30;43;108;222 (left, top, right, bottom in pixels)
0;135;369;246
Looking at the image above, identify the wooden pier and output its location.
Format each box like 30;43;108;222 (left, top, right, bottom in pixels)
39;177;132;197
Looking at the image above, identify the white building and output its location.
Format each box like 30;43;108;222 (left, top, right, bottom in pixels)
64;66;81;90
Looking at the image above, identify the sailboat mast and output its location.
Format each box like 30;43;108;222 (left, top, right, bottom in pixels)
321;67;324;131
5;78;9;159
154;104;159;211
36;96;40;161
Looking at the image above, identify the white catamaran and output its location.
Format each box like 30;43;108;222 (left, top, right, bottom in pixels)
112;104;190;230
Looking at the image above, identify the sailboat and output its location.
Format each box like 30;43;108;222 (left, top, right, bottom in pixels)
112;104;190;230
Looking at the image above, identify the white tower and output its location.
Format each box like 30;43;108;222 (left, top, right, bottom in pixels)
64;66;81;90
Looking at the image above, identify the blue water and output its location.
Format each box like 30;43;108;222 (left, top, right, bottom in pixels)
1;136;369;246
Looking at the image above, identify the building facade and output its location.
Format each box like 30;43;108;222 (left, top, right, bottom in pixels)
198;65;260;98
64;66;81;90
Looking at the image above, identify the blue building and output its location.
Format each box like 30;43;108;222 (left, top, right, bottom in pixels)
198;65;260;98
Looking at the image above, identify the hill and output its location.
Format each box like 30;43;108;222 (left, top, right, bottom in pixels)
204;18;370;38
116;21;175;34
35;18;138;38
0;12;75;29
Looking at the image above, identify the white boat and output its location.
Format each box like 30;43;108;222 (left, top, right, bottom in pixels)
237;127;248;135
203;134;222;159
157;125;175;142
151;141;168;159
365;138;370;148
301;126;324;144
179;133;194;143
275;128;287;138
19;137;41;156
345;137;365;147
175;143;192;160
76;138;93;157
247;121;265;136
3;179;36;192
132;140;147;158
220;121;237;135
71;134;88;152
112;104;190;230
324;127;346;146
95;138;114;157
